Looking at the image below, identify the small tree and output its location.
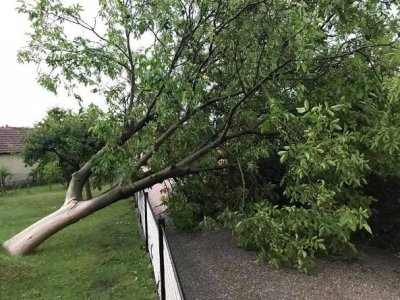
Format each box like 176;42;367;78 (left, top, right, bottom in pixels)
22;106;104;198
40;162;63;191
0;166;12;195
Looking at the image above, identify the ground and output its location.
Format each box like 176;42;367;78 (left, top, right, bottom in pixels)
167;228;400;300
0;185;157;300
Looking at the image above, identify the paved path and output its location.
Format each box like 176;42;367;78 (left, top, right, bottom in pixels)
166;229;400;300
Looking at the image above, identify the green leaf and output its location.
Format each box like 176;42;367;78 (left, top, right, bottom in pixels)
363;223;372;234
296;107;307;114
331;104;345;112
280;153;288;163
304;100;309;111
327;109;335;117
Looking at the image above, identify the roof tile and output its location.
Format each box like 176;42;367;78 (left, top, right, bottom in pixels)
0;126;31;154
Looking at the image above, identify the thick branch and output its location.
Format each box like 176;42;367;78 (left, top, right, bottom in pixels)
177;129;277;167
216;0;267;34
64;147;106;204
118;113;155;145
125;30;136;110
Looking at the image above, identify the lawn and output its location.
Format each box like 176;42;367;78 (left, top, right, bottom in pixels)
0;184;157;300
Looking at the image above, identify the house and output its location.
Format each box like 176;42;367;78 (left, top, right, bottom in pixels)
0;126;33;186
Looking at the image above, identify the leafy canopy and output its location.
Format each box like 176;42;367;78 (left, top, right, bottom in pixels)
22;106;104;184
16;0;400;271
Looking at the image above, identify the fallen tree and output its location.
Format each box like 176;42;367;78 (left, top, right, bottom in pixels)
3;0;400;256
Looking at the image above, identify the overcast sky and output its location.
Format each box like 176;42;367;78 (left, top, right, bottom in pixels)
0;1;105;127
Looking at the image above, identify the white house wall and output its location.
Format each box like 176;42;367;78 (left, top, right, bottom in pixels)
0;154;33;185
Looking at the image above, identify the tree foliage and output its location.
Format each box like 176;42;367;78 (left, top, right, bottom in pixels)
23;106;103;179
4;0;400;263
22;106;104;195
0;166;13;195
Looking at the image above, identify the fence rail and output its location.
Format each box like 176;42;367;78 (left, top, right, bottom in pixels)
135;191;185;300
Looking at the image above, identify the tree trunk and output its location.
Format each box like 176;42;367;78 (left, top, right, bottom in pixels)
2;188;122;256
1;178;6;195
1;163;224;256
85;180;93;200
1;166;171;256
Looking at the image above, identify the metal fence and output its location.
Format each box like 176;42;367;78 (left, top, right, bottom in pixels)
135;191;185;300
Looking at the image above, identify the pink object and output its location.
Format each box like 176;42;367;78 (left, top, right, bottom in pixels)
145;181;171;216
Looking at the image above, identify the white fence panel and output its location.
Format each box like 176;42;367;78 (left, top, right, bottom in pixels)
147;198;161;294
136;190;184;300
163;233;184;300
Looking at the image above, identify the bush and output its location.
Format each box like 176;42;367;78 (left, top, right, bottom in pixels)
164;189;201;231
164;162;283;228
0;166;12;195
163;171;245;231
164;158;385;273
199;216;218;230
231;202;371;273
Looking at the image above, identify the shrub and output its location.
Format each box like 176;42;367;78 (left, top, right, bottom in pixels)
164;189;201;231
231;202;371;273
0;166;12;195
199;216;218;231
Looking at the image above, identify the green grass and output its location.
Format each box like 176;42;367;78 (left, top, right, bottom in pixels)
0;184;157;300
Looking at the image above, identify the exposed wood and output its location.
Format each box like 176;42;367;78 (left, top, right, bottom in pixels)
85;180;93;200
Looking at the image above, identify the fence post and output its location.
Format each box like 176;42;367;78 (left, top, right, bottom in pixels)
144;191;149;253
158;218;166;300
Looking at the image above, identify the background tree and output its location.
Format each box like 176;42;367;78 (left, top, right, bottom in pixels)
0;166;13;195
39;161;63;190
22;106;104;199
2;0;399;265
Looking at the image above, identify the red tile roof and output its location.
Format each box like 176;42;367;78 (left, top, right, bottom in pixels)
0;126;31;154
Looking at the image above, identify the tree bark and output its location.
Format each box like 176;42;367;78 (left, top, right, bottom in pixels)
2;187;122;256
1;127;265;256
1;164;174;256
85;180;93;200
